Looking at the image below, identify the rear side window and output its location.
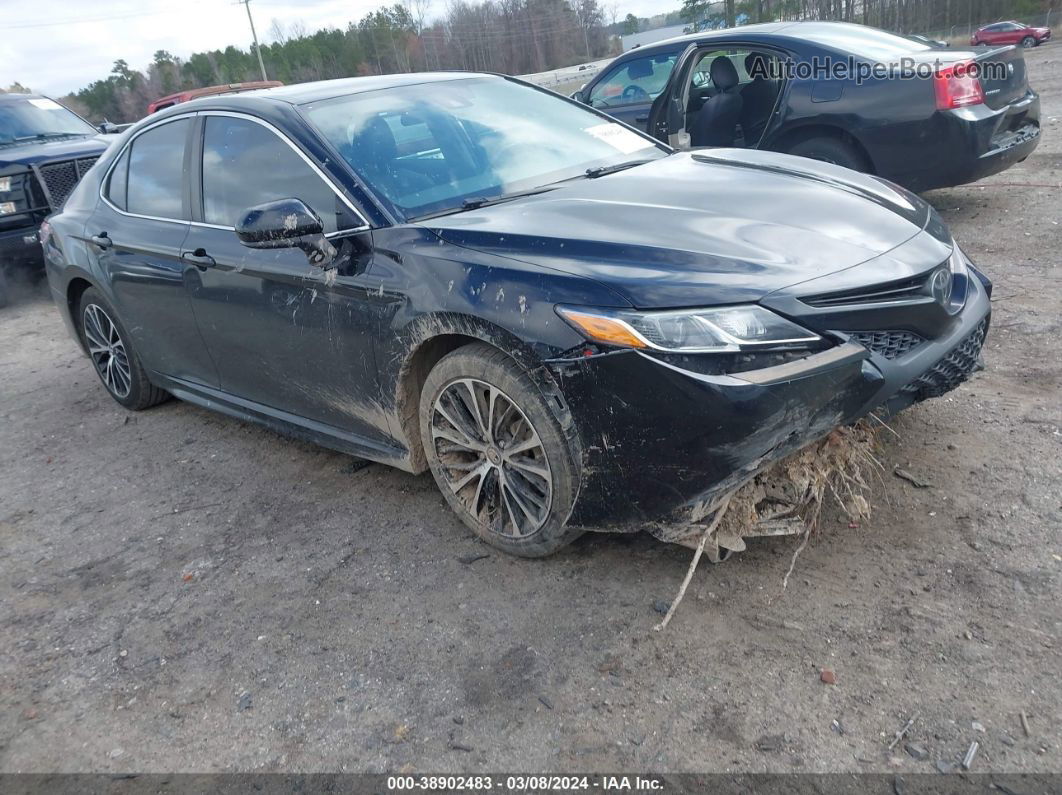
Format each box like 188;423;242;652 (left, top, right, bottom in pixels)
106;149;129;211
126;118;190;219
201;116;355;232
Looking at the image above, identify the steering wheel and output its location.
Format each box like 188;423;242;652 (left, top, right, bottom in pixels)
621;84;650;102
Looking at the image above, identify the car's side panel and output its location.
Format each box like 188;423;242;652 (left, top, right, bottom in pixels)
183;227;399;445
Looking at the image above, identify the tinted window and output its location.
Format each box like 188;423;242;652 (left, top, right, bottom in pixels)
201;116;355;232
127;118;190;219
106;149;129;211
589;53;678;108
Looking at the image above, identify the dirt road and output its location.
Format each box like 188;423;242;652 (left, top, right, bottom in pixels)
2;48;1060;774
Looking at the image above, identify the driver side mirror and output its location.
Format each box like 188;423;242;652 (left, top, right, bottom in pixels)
235;198;336;266
570;88;587;103
98;121;120;135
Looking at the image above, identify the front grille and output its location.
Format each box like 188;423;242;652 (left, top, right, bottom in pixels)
803;273;930;308
850;330;924;360
899;318;988;402
35;156;100;209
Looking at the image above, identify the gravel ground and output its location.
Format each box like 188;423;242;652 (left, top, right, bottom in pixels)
1;47;1060;775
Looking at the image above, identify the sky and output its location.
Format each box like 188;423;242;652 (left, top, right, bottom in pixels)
2;0;670;97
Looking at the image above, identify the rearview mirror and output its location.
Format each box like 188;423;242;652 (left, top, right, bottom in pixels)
235;198;335;266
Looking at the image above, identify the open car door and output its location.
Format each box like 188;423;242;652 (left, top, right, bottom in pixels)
645;44;700;149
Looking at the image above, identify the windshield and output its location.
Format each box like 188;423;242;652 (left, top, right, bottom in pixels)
0;97;96;144
304;76;666;220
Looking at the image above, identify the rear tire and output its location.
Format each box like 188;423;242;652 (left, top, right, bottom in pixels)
786;135;870;172
0;269;8;309
1021;36;1036;48
419;343;582;558
78;287;169;411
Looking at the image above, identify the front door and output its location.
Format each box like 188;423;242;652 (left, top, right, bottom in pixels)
181;113;393;445
91;116;218;386
586;50;680;132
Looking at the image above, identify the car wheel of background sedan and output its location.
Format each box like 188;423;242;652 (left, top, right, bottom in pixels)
786;135;869;173
419;343;582;558
78;287;169;411
1021;36;1036;48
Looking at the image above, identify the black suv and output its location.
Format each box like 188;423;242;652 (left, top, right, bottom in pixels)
0;93;116;306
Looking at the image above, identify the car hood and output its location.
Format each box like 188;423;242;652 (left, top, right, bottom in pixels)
423;150;933;308
0;134;114;170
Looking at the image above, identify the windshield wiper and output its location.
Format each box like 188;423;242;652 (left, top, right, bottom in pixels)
461;185;558;210
584;159;654;179
12;132;82;142
411;186;558;221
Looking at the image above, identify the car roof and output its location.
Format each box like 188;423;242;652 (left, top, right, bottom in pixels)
615;20;928;56
623;21;798;54
250;71;492;106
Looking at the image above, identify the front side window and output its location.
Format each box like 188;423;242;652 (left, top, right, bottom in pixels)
126;118;190;219
305;76;666;220
201;116;355;232
589;54;678;108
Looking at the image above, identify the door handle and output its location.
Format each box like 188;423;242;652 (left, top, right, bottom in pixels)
91;232;112;249
180;248;216;270
635;115;649;123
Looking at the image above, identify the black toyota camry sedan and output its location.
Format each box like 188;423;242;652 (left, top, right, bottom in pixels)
43;73;991;557
574;21;1039;192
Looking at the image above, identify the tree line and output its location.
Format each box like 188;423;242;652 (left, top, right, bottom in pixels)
59;0;617;124
681;0;1052;34
5;0;1054;122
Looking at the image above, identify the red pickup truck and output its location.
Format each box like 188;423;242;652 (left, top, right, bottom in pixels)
147;81;283;115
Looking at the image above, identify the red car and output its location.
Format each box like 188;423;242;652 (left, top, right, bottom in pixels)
971;21;1051;48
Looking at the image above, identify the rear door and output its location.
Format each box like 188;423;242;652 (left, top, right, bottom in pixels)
91;115;218;386
586;50;679;131
181;112;393;444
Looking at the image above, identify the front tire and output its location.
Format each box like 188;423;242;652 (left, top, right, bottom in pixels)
78;287;169;410
419;343;582;558
1021;36;1036;48
786;135;870;172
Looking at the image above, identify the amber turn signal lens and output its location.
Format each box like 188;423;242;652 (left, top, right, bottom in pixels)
557;309;646;349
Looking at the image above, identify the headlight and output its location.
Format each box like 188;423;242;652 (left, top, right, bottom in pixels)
556;304;822;353
0;201;16;215
0;176;12;193
948;242;968;277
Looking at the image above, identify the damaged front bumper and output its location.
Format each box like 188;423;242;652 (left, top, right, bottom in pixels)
547;271;991;531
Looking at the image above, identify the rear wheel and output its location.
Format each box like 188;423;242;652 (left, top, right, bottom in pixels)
1021;36;1036;48
419;343;582;558
786;135;870;172
78;287;169;410
0;268;8;309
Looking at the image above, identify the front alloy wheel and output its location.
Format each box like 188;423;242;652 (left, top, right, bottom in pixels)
419;343;582;557
431;378;553;537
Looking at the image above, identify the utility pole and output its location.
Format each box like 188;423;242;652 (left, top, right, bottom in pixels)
239;0;268;81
